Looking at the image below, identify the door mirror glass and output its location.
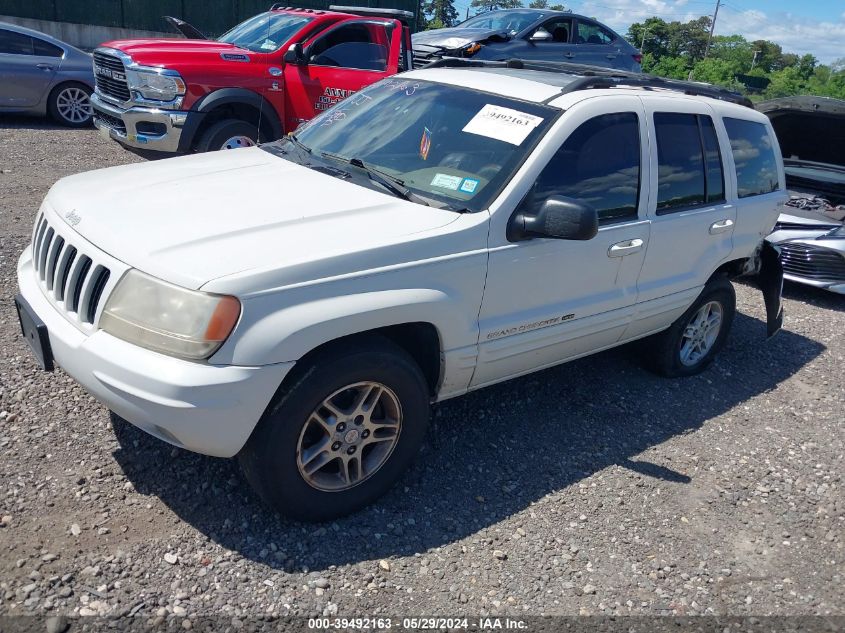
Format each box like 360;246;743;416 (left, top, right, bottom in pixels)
283;42;304;64
530;28;553;42
509;196;598;241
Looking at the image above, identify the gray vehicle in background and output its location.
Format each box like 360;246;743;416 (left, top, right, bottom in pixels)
0;22;94;127
412;9;642;72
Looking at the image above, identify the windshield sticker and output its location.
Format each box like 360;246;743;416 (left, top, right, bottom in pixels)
462;104;544;146
419;127;432;161
431;173;462;190
459;178;479;194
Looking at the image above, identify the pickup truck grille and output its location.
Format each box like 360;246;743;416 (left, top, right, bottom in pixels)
32;214;111;325
93;51;131;103
780;242;845;282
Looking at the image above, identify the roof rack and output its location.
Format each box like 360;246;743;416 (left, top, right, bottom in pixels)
423;58;753;108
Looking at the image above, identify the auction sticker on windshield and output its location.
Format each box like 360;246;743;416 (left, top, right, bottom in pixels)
431;173;463;190
462;104;544;145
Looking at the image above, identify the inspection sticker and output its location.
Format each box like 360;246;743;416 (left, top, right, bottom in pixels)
462;104;544;146
460;178;479;193
430;173;463;190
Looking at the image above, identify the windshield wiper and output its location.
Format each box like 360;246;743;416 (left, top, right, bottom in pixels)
287;133;311;154
320;152;431;206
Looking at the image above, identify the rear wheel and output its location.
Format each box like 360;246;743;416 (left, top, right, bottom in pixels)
195;119;261;152
47;82;92;127
239;336;430;521
643;276;736;377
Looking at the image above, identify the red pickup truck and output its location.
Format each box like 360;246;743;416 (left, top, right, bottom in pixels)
91;5;414;154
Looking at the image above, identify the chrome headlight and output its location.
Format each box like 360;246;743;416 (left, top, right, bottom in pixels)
100;270;240;360
128;68;186;102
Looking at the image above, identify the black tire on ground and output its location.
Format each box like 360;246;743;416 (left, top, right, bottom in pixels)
47;82;93;128
194;119;262;152
643;275;736;378
238;336;431;522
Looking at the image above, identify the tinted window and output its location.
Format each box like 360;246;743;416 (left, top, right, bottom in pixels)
701;116;725;203
309;23;389;71
655;113;706;210
32;37;63;57
0;29;33;55
576;21;614;45
723;118;780;198
535;19;572;43
525;112;641;223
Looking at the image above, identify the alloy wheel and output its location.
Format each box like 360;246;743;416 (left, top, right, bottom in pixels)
56;87;92;124
679;300;723;366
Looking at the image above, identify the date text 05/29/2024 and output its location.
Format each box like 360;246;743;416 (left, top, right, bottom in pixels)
307;617;528;630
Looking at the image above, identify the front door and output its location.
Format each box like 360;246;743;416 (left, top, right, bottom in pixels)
626;96;737;340
520;18;575;63
473;96;651;388
282;18;400;131
0;29;59;108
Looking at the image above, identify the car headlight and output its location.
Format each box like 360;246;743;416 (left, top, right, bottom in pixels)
463;42;483;56
128;69;186;102
99;270;240;360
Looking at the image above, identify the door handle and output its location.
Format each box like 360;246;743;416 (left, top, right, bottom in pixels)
709;219;735;234
564;52;575;58
36;63;53;71
605;54;617;59
608;238;644;257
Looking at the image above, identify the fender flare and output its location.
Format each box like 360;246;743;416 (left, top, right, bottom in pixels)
192;88;283;139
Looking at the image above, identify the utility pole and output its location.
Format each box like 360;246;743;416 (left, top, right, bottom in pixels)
750;49;760;71
640;27;649;51
703;0;721;60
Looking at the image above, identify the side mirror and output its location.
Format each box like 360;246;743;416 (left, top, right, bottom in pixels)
283;42;304;64
508;196;599;241
529;29;553;42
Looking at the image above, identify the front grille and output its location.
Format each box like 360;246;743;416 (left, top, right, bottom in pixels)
94;109;126;135
93;51;131;103
412;45;445;69
31;215;112;325
780;242;845;282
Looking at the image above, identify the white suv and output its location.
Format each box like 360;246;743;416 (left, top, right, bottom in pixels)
16;62;787;521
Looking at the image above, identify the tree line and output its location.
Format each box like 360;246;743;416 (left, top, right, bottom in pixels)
417;2;844;101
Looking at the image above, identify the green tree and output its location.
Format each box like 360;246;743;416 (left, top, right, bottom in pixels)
528;0;547;7
751;39;784;72
424;0;458;28
763;66;805;98
470;0;523;12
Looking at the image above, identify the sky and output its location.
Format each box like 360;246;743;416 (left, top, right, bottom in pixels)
450;0;845;65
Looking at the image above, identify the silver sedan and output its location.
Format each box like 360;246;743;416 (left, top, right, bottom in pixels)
0;22;94;127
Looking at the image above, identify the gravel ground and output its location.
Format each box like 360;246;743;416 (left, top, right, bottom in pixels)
0;117;843;624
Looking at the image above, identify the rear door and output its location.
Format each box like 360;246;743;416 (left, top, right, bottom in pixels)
282;18;400;131
573;19;621;68
0;29;60;108
627;96;736;340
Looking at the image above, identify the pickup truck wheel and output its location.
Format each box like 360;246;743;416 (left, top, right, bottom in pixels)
644;276;736;378
238;336;430;521
47;82;93;127
195;119;260;152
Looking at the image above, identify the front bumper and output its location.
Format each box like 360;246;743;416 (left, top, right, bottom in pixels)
92;92;199;154
17;246;293;457
769;229;845;294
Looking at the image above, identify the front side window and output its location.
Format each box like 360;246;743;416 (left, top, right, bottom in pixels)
723;118;780;198
0;29;34;55
269;79;556;211
523;112;641;224
308;22;390;72
217;12;314;52
576;21;614;45
533;19;572;43
655;112;726;212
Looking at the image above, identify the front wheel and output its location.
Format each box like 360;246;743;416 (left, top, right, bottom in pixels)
643;276;736;377
195;119;261;152
238;336;430;521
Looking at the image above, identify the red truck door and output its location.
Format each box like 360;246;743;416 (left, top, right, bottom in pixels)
282;18;401;131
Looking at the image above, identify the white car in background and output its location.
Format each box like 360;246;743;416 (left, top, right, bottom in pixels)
16;62;786;521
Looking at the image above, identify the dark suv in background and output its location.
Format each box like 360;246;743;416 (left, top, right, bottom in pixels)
412;9;641;71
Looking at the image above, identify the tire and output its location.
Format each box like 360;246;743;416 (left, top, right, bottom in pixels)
643;276;736;378
238;336;430;522
47;82;93;128
194;119;262;152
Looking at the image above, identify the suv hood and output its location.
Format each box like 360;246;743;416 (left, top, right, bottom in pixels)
412;27;510;51
758;96;845;171
102;39;256;66
45;148;460;291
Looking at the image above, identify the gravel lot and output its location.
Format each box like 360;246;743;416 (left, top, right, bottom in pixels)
0;117;843;624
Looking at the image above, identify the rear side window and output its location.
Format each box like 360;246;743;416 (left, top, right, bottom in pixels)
654;112;724;213
525;112;641;224
576;21;614;45
723;118;780;198
32;37;63;58
0;29;34;55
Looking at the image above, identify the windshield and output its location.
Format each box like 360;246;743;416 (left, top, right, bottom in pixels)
458;10;540;35
218;12;314;52
268;79;556;211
